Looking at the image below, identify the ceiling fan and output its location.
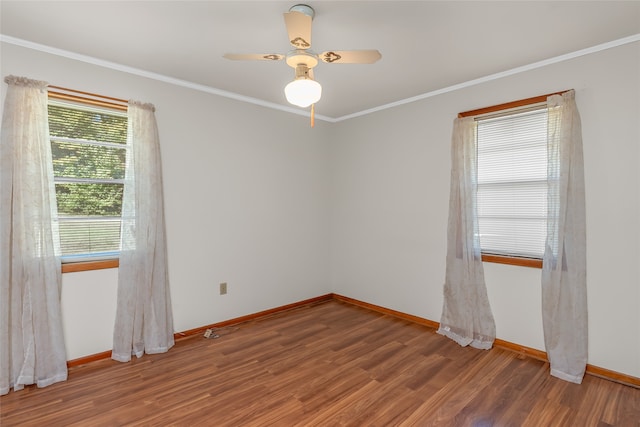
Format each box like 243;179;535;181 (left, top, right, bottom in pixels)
223;4;382;125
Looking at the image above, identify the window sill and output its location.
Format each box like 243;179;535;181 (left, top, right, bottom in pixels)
481;254;542;269
61;259;119;273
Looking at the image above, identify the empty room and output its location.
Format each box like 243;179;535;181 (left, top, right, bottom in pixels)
1;1;639;425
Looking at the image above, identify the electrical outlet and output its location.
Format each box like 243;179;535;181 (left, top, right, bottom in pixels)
219;282;227;295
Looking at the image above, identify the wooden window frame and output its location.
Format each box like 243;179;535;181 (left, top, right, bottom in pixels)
48;86;128;274
61;259;119;273
459;90;569;269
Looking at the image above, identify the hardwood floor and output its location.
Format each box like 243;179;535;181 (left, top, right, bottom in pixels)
1;300;638;426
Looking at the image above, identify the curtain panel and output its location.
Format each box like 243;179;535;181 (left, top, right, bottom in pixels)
542;90;588;384
112;101;174;362
437;117;496;350
0;76;67;395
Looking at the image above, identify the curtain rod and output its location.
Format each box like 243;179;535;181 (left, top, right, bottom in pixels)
458;90;571;118
48;85;128;111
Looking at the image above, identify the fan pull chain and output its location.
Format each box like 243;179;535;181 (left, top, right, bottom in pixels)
311;104;315;128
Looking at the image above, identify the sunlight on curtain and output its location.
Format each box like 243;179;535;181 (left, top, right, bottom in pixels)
437;117;496;349
112;101;174;362
1;76;67;395
542;90;587;384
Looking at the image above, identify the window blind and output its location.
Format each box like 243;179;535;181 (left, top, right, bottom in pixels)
476;107;548;259
48;101;127;261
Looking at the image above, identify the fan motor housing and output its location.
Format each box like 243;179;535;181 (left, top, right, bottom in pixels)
286;49;318;69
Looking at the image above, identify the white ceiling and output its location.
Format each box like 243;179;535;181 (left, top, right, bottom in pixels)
2;1;639;120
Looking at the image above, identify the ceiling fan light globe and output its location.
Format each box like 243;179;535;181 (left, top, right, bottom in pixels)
285;79;322;108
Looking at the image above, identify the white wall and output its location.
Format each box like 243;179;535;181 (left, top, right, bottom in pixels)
2;40;638;379
1;42;332;360
328;41;640;378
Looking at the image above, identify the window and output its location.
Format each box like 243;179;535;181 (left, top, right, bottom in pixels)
476;106;548;260
48;100;128;262
458;91;567;267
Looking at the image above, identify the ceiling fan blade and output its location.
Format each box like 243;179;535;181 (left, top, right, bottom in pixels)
284;11;312;49
223;53;284;61
320;50;382;64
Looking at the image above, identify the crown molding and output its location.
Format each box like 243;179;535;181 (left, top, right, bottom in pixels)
2;33;638;123
0;34;334;123
334;33;640;122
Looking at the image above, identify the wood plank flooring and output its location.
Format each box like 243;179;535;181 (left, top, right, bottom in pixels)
1;300;639;426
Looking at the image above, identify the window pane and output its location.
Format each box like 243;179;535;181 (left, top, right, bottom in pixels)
48;104;127;145
477;181;547;217
477;107;548;259
52;140;126;180
478;217;546;258
49;100;127;260
477;143;547;183
55;183;123;217
58;218;121;257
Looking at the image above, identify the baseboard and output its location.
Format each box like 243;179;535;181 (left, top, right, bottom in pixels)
174;293;333;339
493;338;548;362
67;292;640;388
331;293;440;329
67;294;333;368
332;293;640;388
67;350;113;368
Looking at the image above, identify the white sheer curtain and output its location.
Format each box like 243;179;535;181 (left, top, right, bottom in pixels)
1;76;67;394
437;117;496;349
112;101;174;362
542;90;587;384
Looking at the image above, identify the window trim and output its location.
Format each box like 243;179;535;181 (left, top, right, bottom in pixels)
481;254;542;269
458;91;567;119
48;85;128;112
459;90;570;269
61;259;119;273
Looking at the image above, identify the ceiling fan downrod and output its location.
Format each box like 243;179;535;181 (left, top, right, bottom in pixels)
293;64;312;80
